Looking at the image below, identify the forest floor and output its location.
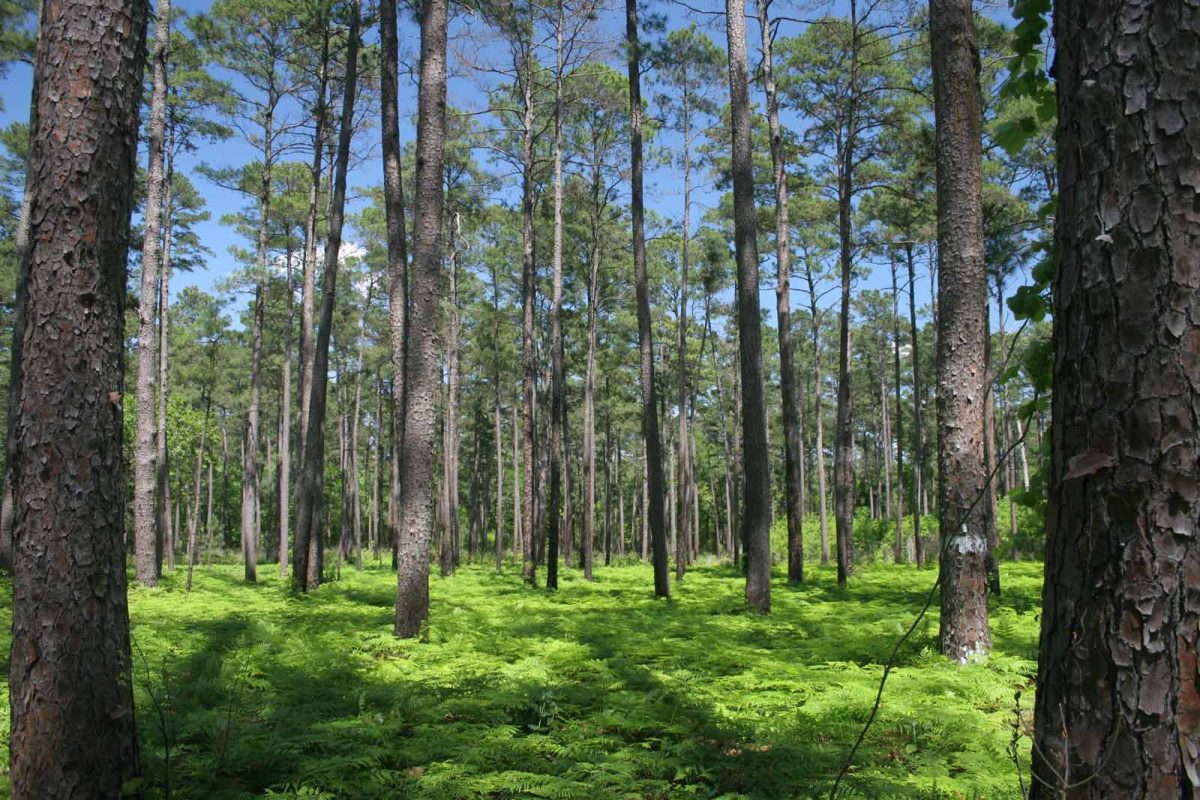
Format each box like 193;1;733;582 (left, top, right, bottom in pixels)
0;560;1043;799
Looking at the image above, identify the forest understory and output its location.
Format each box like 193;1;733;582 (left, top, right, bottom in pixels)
0;561;1041;799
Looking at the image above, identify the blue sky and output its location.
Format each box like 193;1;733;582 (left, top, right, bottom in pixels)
0;0;1027;329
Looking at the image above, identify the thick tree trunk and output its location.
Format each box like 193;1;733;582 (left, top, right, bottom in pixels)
757;0;803;585
294;0;360;591
1032;3;1200;794
628;0;670;598
394;0;447;636
931;0;990;661
134;0;170;587
725;0;771;611
9;0;147;791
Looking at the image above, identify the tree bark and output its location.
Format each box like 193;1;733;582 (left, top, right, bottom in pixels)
1032;2;1200;794
294;0;361;591
930;0;990;661
157;165;175;578
134;0;170;587
9;0;147;791
757;0;804;586
725;0;771;611
905;244;926;567
519;24;538;587
627;0;669;598
394;0;448;636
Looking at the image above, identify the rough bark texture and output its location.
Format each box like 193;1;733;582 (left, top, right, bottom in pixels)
758;0;803;585
294;0;360;592
519;33;538;587
394;0;447;637
548;0;565;590
627;0;669;598
930;0;990;661
1032;2;1200;795
725;0;771;613
134;0;170;588
380;0;410;581
9;0;148;792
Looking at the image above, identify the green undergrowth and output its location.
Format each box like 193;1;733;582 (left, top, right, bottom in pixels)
0;561;1043;799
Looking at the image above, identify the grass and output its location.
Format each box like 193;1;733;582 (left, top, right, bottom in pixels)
0;559;1043;799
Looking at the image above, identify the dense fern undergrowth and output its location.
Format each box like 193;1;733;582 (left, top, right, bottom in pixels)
0;561;1042;799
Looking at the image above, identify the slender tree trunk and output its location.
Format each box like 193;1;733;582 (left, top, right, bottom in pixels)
726;0;771;611
519;30;538;587
294;0;360;591
890;257;906;563
9;0;147;790
207;460;214;563
394;0;448;636
1033;3;1200;793
804;269;830;566
187;396;211;591
757;0;803;585
513;400;521;565
157;167;175;579
627;0;669;598
444;219;461;571
545;0;567;590
298;21;330;465
279;247;293;578
905;244;926;567
134;0;170;587
674;91;693;584
930;0;990;661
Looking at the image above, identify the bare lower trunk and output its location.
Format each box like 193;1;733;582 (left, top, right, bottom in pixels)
295;1;361;591
1033;3;1200;792
726;0;771;611
628;0;669;598
133;0;170;587
9;1;147;790
394;0;448;637
931;0;990;661
757;0;803;585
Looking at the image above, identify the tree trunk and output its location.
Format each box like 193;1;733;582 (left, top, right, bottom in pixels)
444;219;460;571
906;245;926;567
1032;3;1200;794
157;168;175;579
930;0;990;662
674;89;693;585
725;0;771;611
890;256;906;564
294;0;361;591
298;20;330;466
519;28;538;587
394;0;447;636
627;0;669;598
805;268;830;566
134;0;170;587
9;0;147;790
279;246;293;578
757;0;803;585
187;396;211;592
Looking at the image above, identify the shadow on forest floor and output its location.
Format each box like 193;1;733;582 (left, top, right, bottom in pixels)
0;560;1042;799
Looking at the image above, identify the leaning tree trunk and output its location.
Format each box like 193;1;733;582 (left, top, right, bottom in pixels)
294;0;360;591
1032;2;1200;795
134;0;170;587
930;0;990;662
9;0;147;792
394;0;448;637
726;0;772;612
627;0;670;598
757;0;803;585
